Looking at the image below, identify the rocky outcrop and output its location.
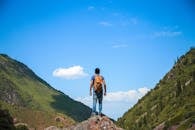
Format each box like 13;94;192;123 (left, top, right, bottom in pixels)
45;116;123;130
0;76;24;106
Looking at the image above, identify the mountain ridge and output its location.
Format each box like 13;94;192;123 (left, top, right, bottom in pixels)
0;54;91;129
117;48;195;130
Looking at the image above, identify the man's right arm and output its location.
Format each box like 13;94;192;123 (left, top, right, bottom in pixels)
90;80;93;96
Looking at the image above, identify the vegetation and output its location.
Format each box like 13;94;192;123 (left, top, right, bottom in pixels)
0;54;91;129
117;48;195;130
0;106;15;130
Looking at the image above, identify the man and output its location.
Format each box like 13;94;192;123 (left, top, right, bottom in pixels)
90;68;107;116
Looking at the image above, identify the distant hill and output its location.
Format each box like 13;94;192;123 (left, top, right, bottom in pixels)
0;54;91;129
117;48;195;130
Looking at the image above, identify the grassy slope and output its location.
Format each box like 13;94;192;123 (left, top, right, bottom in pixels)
0;54;91;129
117;48;195;130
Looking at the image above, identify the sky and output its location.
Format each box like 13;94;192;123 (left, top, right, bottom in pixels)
0;0;195;120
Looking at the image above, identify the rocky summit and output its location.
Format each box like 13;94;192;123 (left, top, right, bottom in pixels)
45;115;124;130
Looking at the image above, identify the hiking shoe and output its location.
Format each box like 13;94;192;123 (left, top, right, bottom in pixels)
91;112;96;117
98;112;103;117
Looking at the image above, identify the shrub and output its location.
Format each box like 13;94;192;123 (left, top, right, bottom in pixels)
16;125;28;130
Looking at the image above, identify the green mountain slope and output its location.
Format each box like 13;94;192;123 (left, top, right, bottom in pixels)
0;54;91;129
117;48;195;130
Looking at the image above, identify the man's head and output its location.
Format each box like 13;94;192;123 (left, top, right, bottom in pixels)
95;68;100;74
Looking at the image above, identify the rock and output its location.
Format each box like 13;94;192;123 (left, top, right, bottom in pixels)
65;115;123;130
44;116;123;130
44;126;58;130
153;122;165;130
187;123;195;130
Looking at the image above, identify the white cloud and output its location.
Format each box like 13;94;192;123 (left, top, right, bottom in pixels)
105;87;149;103
53;65;88;79
112;44;128;48
77;87;150;105
88;6;95;10
76;87;150;120
152;30;182;38
138;87;150;95
99;21;113;27
105;89;142;102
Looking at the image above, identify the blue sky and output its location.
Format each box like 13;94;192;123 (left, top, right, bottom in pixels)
0;0;195;120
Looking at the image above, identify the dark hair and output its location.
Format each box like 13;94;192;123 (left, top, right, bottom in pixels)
95;68;100;74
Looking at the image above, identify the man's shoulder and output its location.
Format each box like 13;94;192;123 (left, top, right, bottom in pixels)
91;75;104;80
101;75;104;80
91;75;96;80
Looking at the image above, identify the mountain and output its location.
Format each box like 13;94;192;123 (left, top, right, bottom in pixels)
0;54;91;129
117;48;195;130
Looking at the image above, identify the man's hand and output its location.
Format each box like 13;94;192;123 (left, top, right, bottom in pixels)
104;92;106;96
90;91;92;96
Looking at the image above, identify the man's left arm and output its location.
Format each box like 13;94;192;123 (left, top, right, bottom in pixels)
103;80;107;96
